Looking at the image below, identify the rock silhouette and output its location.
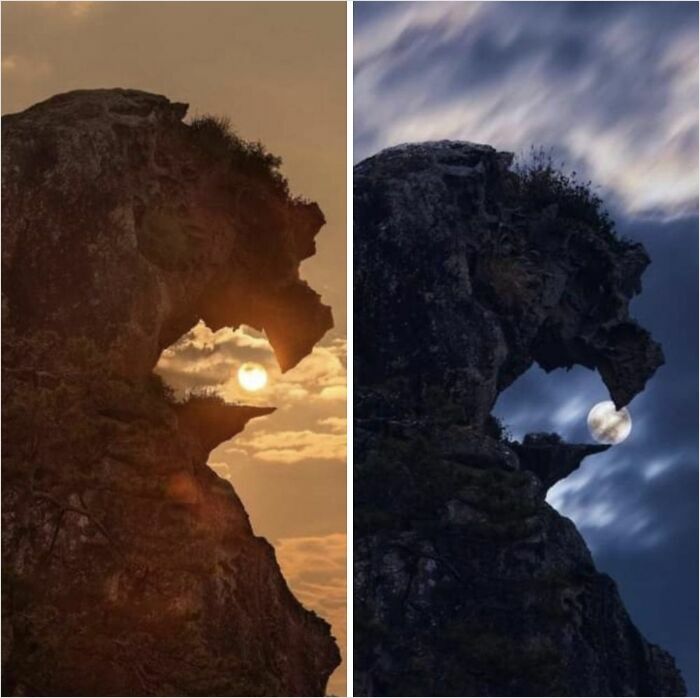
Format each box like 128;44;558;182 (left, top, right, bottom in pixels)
354;141;684;696
2;89;338;696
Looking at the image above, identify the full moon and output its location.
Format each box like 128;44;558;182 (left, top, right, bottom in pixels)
587;401;632;445
237;362;268;392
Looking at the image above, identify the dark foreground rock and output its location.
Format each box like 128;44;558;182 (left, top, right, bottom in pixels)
2;89;339;696
354;141;685;696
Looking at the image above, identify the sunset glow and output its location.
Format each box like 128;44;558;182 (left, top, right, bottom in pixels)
237;362;268;392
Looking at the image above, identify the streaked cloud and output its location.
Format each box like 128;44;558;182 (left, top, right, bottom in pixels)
490;212;698;690
497;356;697;554
354;1;698;219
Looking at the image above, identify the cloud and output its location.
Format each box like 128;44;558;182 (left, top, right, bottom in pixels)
354;2;698;219
155;322;347;409
546;447;697;553
319;385;347;402
318;416;347;433
274;533;346;697
67;1;93;19
158;322;347;688
39;1;95;20
158;323;346;471
491;213;698;690
1;55;52;80
208;461;233;479
495;351;697;554
235;429;346;464
492;217;698;550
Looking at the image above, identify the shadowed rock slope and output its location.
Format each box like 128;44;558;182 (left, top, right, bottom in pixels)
2;89;338;696
354;141;685;696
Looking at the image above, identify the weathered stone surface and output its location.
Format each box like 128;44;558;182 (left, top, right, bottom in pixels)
2;89;338;696
354;141;684;696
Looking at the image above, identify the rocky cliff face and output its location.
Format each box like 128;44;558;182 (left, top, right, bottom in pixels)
354;142;685;696
2;89;339;696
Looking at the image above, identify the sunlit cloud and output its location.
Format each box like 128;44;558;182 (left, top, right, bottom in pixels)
68;1;93;19
235;429;346;464
156;323;347;470
155;322;347;409
41;1;94;19
318;416;347;433
157;323;347;687
275;533;346;697
355;1;698;219
208;461;232;480
318;385;347;402
3;2;348;692
1;54;52;80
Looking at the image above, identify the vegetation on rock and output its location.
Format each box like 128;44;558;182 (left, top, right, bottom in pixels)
513;146;616;236
188;115;290;197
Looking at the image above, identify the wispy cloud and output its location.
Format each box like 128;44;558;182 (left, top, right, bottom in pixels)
355;1;698;219
490;216;698;689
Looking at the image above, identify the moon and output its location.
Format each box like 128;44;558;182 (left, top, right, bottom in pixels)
587;401;632;445
237;362;268;392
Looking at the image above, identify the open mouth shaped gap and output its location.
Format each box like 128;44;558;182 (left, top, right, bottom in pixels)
154;320;279;407
493;363;613;445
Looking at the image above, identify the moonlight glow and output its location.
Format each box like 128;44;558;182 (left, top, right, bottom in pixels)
237;362;268;392
587;401;632;445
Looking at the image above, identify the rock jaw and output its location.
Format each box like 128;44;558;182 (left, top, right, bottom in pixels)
353;141;685;696
2;89;339;696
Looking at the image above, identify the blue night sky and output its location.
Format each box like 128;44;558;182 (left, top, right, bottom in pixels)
355;2;698;693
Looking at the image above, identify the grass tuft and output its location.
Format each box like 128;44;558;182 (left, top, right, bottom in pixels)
188;115;289;197
513;146;615;236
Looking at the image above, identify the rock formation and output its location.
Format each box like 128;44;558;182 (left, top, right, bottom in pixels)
354;141;685;696
2;89;339;696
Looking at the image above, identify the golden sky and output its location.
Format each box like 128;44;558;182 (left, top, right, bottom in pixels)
2;2;347;693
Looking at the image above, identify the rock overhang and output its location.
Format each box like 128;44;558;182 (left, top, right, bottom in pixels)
354;139;663;417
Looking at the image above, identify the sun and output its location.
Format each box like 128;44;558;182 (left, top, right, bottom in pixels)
237;362;268;392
